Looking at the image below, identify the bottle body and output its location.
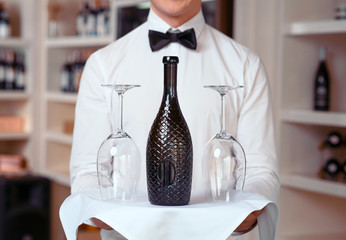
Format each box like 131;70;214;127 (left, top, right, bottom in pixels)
314;46;330;111
4;50;15;90
146;56;193;206
14;52;26;90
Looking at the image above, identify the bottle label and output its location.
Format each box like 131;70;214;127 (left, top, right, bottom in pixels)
97;14;105;36
15;72;25;87
61;71;68;90
76;16;85;36
0;23;6;38
0;66;5;80
5;68;14;82
87;15;96;35
316;86;327;95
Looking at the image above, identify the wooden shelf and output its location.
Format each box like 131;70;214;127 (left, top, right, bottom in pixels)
0;38;31;47
0;91;30;100
46;91;78;103
279;232;346;240
284;20;346;35
0;132;31;141
45;36;114;48
280;109;346;127
280;173;346;199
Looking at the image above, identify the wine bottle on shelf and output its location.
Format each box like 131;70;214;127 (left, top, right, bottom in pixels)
0;2;10;39
95;0;106;36
0;50;5;89
60;61;68;92
104;0;110;35
4;50;15;90
342;161;346;180
72;50;84;92
76;2;85;36
76;1;90;37
313;46;330;111
14;51;25;91
323;158;341;177
335;1;346;19
146;56;193;206
86;1;97;36
325;131;342;148
60;53;74;92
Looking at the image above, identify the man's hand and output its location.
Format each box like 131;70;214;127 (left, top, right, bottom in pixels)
91;218;113;230
234;208;264;233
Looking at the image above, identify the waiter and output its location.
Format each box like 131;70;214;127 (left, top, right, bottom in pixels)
70;0;280;239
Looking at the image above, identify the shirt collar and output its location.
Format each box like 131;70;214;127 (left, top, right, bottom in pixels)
147;8;205;39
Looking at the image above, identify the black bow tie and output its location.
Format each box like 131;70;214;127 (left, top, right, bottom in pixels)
148;28;197;51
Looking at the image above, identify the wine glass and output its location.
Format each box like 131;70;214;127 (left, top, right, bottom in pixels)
97;84;141;201
202;85;247;202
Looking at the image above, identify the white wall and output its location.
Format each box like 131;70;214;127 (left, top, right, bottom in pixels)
233;0;280;112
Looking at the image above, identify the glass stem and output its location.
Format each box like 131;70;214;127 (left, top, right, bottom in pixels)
117;93;124;132
220;93;226;133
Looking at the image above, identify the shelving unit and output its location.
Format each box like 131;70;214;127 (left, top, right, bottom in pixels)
36;0;116;186
277;0;346;239
0;0;37;170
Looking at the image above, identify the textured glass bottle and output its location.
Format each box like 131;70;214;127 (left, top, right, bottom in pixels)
146;56;193;206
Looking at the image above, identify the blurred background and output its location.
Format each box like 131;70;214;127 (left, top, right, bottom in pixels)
0;0;345;239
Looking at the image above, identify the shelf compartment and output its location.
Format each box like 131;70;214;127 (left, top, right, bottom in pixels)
281;35;346;112
45;36;114;48
278;123;346;185
280;109;346;127
281;173;346;199
47;102;75;134
284;20;346;35
44;141;71;186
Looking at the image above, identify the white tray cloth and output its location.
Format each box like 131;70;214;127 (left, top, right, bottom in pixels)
59;189;278;240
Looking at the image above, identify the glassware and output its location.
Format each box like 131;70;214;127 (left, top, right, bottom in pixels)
202;85;247;202
146;56;193;206
97;84;141;201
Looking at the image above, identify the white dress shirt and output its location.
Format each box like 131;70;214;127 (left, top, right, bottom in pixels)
70;9;279;240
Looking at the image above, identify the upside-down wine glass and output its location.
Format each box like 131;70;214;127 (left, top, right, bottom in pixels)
97;84;141;201
202;85;247;202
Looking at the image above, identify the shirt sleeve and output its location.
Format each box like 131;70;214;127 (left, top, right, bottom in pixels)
70;53;112;194
235;53;280;203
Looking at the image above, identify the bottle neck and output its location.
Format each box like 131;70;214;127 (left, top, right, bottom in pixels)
320;46;327;61
163;63;177;98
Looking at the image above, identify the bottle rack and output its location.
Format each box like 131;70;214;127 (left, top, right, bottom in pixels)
0;0;36;172
37;0;116;185
277;0;346;239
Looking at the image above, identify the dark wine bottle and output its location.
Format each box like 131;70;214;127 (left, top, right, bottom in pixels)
4;50;15;90
342;161;346;178
323;158;340;177
14;51;25;91
76;2;86;36
314;46;329;111
0;50;5;89
325;131;342;148
146;56;193;206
